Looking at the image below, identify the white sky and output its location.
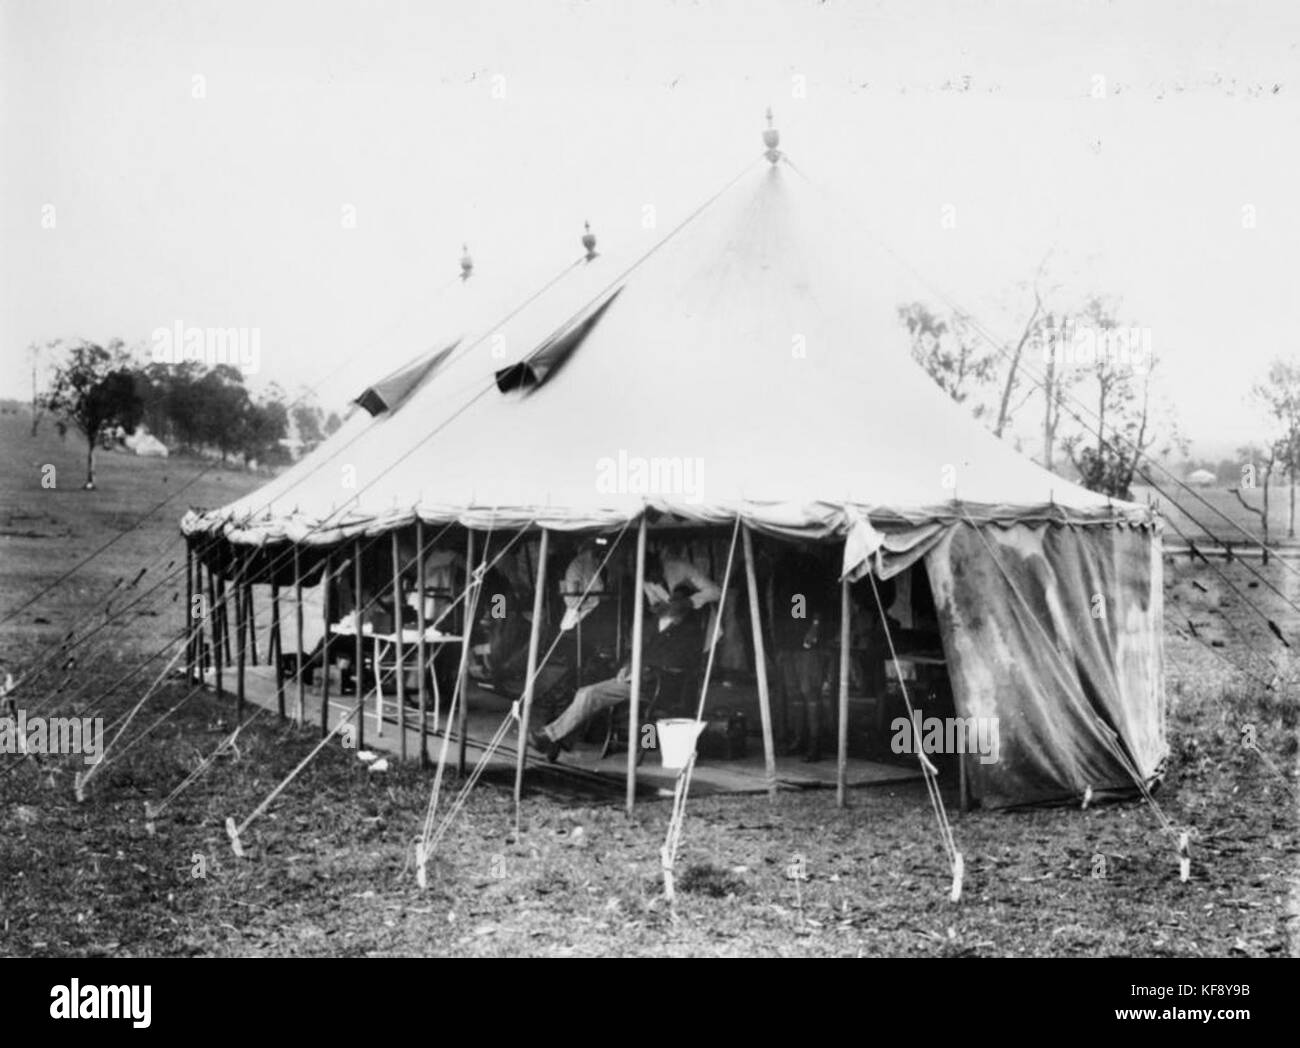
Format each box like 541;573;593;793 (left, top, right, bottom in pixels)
3;0;1298;457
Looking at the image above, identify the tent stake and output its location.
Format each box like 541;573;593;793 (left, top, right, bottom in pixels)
391;531;407;762
320;553;331;739
294;546;305;726
837;572;851;808
354;539;364;752
458;528;475;777
514;527;550;831
416;521;428;768
742;523;778;799
626;514;648;815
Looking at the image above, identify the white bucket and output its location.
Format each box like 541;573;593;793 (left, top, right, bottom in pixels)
657;718;706;771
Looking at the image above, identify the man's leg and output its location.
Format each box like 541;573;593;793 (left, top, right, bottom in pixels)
779;655;806;755
801;652;830;762
541;676;632;743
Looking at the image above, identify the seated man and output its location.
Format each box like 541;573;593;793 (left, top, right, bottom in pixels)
529;580;707;761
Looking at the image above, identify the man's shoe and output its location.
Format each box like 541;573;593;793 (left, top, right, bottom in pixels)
529;728;561;763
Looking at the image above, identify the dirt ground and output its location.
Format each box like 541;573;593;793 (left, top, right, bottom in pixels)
1;414;1297;957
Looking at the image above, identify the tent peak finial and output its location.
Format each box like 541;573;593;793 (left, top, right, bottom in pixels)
582;220;598;261
763;107;781;164
460;243;473;281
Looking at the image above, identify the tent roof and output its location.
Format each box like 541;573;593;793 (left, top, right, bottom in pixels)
183;160;1154;548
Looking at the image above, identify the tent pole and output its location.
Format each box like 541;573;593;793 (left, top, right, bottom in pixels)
235;554;246;722
742;523;777;799
391;531;407;762
451;528;479;779
249;584;260;665
513;527;550;829
185;540;195;682
836;573;851;808
271;581;285;719
218;570;232;664
354;539;365;752
294;546;305;726
415;521;428;768
208;546;223;698
193;551;205;678
457;528;475;777
320;553;332;739
199;554;210;677
625;514;648;815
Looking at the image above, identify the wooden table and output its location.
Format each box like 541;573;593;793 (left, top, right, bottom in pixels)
329;622;463;734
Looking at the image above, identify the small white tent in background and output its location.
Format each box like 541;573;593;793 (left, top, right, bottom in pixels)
1187;468;1216;487
125;427;169;458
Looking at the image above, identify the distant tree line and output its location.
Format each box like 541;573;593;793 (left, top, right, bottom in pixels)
31;338;341;489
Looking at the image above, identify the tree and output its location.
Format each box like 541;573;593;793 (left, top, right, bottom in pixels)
239;392;289;467
1060;299;1179;500
1233;442;1280;563
991;255;1053;439
39;340;143;489
28;342;46;437
1036;310;1079;472
193;366;252;464
1249;359;1300;540
897;303;996;416
323;411;342;436
291;400;324;448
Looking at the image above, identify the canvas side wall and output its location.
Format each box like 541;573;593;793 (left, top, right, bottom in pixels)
924;521;1166;809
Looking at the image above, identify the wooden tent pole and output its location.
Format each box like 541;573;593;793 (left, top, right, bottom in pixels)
193;551;206;677
208;546;223;698
320;553;332;738
235;553;246;721
742;523;778;799
185;540;195;682
415;521;428;768
271;581;285;719
625;514;648;815
218;571;232;663
457;528;475;777
391;531;407;762
245;584;258;665
354;539;365;752
513;528;550;826
294;546;305;726
836;573;851;808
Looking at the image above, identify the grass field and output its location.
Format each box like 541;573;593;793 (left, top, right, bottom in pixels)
1131;482;1297;549
1;412;1297;957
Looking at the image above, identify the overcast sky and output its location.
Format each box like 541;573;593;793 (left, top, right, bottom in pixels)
3;0;1297;457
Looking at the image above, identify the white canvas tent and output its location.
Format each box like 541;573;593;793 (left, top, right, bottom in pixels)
182;135;1166;809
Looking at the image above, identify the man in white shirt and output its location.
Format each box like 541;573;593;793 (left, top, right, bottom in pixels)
530;544;720;759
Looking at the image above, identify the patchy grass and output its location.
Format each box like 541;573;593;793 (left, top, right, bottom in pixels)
1;412;1297;956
